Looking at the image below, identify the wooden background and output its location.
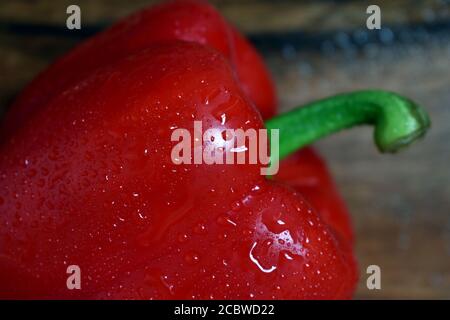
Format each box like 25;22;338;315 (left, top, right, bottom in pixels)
0;0;449;299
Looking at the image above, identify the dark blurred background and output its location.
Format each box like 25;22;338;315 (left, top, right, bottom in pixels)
0;0;449;299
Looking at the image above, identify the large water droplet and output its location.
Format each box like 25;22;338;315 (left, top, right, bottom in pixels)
249;241;277;273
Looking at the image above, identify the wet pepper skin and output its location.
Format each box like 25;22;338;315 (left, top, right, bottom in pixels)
0;0;276;140
1;0;353;246
0;42;357;299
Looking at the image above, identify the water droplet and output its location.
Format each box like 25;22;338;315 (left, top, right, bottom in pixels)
137;209;146;219
217;232;228;241
178;233;189;243
184;252;200;265
242;195;253;207
249;242;277;273
231;201;241;211
284;252;294;260
194;223;207;234
251;185;261;193
160;275;175;295
226;218;237;227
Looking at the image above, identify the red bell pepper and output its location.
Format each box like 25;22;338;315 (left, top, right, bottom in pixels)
0;39;429;299
0;1;430;299
2;0;352;248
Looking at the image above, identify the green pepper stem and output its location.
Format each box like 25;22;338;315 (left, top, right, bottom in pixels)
265;90;430;161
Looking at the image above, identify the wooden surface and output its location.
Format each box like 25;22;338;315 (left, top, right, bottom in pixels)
0;0;449;299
